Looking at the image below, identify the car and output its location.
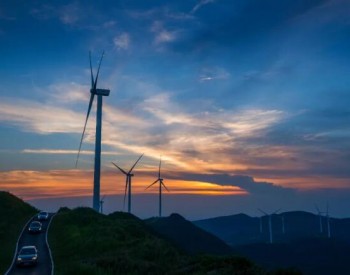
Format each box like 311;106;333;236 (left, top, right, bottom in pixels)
37;211;49;221
16;246;38;266
28;221;42;233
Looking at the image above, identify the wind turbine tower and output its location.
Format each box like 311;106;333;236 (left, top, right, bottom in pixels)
112;154;144;213
315;204;324;234
259;208;280;244
100;195;105;214
146;157;169;217
281;215;285;234
326;203;331;238
76;51;110;212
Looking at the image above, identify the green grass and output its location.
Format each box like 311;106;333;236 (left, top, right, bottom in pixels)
49;207;299;275
0;191;37;273
49;207;185;275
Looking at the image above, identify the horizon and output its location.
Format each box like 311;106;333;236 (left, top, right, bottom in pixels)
1;0;350;218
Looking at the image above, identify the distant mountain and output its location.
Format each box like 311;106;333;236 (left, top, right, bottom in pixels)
194;213;261;245
0;191;37;274
194;211;350;275
145;213;232;255
193;211;350;245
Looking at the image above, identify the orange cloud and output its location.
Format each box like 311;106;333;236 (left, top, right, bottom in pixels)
0;169;246;200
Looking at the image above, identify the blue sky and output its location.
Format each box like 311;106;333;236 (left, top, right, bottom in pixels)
1;0;350;218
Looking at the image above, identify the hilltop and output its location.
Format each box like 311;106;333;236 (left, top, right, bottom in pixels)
145;213;232;255
0;191;37;273
49;207;294;274
194;211;350;245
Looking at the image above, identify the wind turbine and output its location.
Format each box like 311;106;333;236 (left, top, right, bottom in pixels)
112;154;144;213
258;208;280;244
315;204;324;234
281;215;285;234
100;195;106;214
326;203;331;238
145;157;169;217
76;51;110;212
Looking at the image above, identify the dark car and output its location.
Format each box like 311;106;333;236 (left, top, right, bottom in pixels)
28;221;42;233
37;211;49;221
16;246;38;266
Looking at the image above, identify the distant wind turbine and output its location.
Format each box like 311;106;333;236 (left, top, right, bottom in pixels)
145;157;169;217
112;154;144;213
315;204;324;234
100;195;106;214
258;208;280;244
326;203;331;238
75;51;110;212
281;215;285;234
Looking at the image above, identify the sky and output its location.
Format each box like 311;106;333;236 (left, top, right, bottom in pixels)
1;0;350;219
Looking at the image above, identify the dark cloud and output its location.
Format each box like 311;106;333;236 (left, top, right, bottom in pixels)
168;172;295;196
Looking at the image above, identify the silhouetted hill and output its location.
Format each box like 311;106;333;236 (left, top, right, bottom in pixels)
194;213;261;245
194;211;350;245
194;211;350;274
234;238;350;275
145;213;232;255
0;191;37;273
49;208;273;274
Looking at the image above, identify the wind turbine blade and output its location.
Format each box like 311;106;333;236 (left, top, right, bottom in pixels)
93;51;105;90
158;156;162;179
258;208;268;216
145;179;159;190
89;51;94;88
123;177;128;211
75;93;95;168
161;181;170;192
128;153;144;174
112;162;127;175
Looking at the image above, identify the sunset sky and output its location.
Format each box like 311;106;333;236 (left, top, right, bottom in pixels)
1;0;350;219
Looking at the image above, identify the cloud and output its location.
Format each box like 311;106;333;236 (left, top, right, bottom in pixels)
0;169;246;200
22;149;122;156
113;33;130;50
151;21;177;45
199;67;230;82
0;98;84;134
191;0;216;14
169;173;296;196
59;3;80;25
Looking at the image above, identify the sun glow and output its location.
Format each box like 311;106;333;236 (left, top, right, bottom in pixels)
0;170;246;200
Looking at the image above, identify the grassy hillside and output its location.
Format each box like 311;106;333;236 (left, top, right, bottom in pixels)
49;207;289;275
0;191;37;274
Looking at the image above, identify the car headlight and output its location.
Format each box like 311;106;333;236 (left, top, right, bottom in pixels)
32;256;37;260
17;257;22;261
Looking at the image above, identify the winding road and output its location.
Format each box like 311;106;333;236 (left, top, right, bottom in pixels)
6;214;54;275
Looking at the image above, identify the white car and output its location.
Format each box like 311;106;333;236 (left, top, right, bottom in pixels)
16;246;38;266
37;211;49;221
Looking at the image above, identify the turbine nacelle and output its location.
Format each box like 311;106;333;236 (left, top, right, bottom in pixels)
91;88;110;96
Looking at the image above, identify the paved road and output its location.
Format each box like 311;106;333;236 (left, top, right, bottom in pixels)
7;214;54;275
